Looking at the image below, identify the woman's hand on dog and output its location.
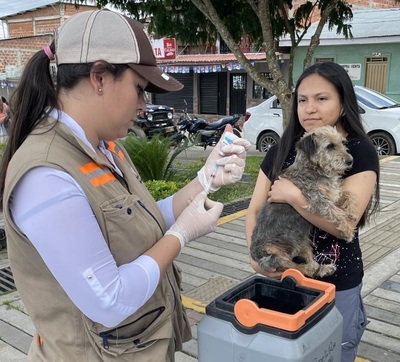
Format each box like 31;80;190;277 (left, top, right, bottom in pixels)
267;177;307;208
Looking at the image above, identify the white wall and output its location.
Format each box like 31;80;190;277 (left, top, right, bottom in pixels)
0;21;8;39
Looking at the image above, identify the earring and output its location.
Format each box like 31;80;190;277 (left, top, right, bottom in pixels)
98;88;103;94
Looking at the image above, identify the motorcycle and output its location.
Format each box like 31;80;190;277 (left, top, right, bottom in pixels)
174;107;242;149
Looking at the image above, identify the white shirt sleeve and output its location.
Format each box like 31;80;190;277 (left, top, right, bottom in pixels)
157;195;175;229
10;166;161;328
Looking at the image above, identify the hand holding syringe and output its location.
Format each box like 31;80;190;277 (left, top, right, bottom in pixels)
197;128;251;194
204;132;239;194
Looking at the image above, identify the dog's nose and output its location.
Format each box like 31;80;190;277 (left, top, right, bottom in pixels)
346;158;353;168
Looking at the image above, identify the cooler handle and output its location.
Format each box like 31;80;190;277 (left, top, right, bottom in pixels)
234;269;336;332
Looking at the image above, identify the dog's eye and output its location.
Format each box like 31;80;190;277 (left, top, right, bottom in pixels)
327;143;335;150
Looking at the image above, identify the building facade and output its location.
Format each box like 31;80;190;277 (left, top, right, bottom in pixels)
155;0;400;117
0;1;399;115
281;8;400;102
0;1;95;100
153;53;276;118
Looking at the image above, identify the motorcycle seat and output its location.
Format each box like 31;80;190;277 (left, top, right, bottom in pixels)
205;116;235;129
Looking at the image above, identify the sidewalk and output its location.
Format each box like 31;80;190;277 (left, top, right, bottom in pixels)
1;156;400;361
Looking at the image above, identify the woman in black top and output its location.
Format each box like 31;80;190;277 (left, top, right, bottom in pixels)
245;62;379;362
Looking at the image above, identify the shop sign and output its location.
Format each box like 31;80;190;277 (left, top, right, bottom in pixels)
152;38;177;60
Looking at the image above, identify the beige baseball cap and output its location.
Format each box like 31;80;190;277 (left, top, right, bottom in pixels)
55;9;183;94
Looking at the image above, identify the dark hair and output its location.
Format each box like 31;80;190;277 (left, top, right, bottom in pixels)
0;41;129;208
271;61;379;226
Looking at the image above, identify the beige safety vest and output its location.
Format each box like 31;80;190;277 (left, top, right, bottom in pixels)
3;118;191;361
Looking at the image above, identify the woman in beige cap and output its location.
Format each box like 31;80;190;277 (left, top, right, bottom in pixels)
0;9;250;361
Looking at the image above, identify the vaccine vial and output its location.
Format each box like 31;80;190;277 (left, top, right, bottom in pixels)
219;131;239;156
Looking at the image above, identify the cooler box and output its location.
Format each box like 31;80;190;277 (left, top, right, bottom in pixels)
197;269;343;362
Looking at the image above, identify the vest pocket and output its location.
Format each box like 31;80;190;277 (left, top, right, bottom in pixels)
84;302;173;358
100;194;160;265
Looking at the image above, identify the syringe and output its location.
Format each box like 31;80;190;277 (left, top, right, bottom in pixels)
204;132;239;194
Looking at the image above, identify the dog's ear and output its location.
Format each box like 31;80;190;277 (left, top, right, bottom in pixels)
296;132;317;157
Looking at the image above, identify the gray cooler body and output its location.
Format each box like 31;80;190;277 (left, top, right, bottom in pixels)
198;270;343;362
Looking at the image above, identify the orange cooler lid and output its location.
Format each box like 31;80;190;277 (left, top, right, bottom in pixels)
234;269;335;332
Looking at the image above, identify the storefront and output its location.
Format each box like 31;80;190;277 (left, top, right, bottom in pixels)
153;53;270;117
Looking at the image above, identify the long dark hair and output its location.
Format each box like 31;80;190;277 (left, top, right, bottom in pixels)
0;41;129;208
271;61;380;226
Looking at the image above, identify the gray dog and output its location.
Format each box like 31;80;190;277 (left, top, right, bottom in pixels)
250;126;357;278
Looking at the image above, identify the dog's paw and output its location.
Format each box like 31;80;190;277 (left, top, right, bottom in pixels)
337;220;355;242
348;212;358;222
340;193;358;221
316;263;337;278
340;226;355;242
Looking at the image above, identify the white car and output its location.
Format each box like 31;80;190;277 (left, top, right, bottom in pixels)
243;85;400;155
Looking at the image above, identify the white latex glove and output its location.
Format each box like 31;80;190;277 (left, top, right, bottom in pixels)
198;137;251;193
165;191;223;250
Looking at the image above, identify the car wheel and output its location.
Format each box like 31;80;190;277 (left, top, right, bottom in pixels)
369;132;396;156
128;125;147;139
257;132;280;152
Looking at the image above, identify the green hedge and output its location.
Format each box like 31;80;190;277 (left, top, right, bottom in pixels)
145;180;188;201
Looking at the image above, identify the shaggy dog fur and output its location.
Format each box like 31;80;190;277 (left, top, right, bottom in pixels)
250;126;357;278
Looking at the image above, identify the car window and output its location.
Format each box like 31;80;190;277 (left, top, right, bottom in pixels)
355;86;400;110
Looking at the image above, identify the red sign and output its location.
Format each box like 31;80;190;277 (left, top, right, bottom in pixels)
152;38;176;60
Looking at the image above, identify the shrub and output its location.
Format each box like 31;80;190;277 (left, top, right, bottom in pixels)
145;180;187;200
121;133;264;204
121;135;173;181
120;134;196;182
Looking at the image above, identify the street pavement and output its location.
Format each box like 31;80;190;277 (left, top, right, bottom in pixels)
1;154;400;361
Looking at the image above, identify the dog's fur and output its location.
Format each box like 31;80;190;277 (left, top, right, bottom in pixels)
250;126;357;278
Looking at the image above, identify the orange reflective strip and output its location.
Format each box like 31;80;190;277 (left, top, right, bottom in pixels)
107;141;125;161
79;162;116;187
117;150;125;160
90;172;116;187
107;141;116;153
79;162;100;174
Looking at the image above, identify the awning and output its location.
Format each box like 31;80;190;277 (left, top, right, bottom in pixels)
158;52;266;73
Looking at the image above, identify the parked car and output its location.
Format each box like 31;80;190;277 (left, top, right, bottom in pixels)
128;104;179;139
243;85;400;155
243;97;283;153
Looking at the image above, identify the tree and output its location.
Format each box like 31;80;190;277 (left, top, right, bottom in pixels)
79;0;353;125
